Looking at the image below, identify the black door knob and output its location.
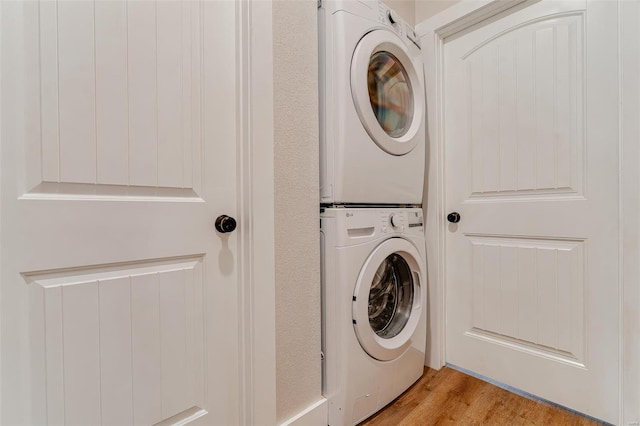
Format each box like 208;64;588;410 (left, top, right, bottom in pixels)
215;215;237;233
447;212;461;223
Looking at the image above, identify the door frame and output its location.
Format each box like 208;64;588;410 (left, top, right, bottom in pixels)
416;1;638;424
237;0;276;425
0;0;277;424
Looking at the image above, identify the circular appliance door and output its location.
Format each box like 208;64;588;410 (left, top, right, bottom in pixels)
351;29;424;156
352;238;423;361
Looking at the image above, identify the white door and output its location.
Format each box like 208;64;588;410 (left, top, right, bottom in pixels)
444;0;619;422
1;1;241;424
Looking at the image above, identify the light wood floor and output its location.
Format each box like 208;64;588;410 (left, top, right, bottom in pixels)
359;367;604;425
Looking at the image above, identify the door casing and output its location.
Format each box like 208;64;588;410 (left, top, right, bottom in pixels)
236;1;277;424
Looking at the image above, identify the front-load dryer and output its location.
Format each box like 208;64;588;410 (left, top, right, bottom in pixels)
321;207;427;425
319;0;425;205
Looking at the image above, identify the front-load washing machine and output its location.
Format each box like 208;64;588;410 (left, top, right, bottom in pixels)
321;207;427;425
319;0;425;205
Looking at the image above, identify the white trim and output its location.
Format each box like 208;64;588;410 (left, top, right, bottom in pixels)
617;1;625;423
278;398;328;426
418;0;634;423
416;0;533;39
0;1;3;421
237;1;276;425
417;1;491;37
620;0;640;424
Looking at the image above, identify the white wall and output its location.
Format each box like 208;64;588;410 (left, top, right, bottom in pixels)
385;0;416;25
415;0;462;23
273;0;322;423
385;0;461;26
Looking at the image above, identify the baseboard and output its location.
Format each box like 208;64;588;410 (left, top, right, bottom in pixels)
279;398;328;426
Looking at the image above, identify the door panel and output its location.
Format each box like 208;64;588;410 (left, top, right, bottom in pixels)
2;1;238;424
464;12;583;199
445;0;618;422
34;0;203;194
466;236;584;362
27;259;205;425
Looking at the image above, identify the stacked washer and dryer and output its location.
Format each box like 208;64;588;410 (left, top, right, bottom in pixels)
318;1;427;424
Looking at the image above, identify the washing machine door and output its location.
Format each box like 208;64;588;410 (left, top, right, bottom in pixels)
351;29;424;156
352;238;423;361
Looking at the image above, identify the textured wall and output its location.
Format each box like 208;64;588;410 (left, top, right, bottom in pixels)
273;0;322;423
415;0;462;23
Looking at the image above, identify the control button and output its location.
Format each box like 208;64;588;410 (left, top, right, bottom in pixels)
387;9;400;24
390;214;399;227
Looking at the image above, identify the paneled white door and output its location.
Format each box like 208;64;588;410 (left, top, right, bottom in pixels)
2;1;241;424
444;0;619;422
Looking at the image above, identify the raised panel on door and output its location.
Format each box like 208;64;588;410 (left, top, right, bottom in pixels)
461;13;583;199
467;236;584;363
1;0;239;424
31;0;203;197
26;258;206;425
444;0;619;422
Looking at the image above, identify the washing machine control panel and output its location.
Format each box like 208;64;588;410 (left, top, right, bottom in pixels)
323;208;424;245
407;210;424;229
392;214;402;227
379;210;423;234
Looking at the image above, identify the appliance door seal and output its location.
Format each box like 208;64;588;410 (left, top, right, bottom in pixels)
352;237;424;361
351;29;424;156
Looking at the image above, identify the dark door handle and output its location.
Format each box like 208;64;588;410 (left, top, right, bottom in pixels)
215;215;237;233
447;212;461;223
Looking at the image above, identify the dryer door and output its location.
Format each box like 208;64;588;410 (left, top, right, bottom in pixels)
352;238;424;361
351;29;424;156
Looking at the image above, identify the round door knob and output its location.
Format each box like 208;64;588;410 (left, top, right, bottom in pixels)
215;215;237;233
447;212;461;223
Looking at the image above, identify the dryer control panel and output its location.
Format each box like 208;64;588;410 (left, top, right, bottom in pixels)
376;2;420;48
377;2;406;37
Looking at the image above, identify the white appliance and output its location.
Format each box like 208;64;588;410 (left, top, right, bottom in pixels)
321;207;427;425
318;0;426;205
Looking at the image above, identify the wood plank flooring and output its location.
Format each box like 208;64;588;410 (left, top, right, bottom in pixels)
359;367;604;425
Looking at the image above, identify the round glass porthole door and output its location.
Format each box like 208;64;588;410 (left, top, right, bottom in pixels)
351;30;424;156
353;238;424;361
369;253;414;338
367;52;414;139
